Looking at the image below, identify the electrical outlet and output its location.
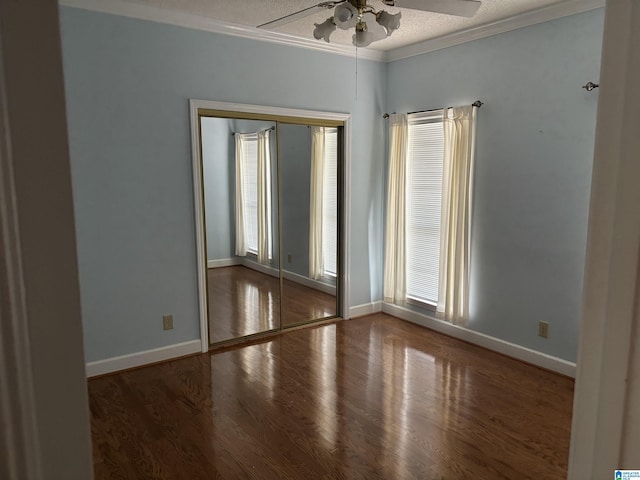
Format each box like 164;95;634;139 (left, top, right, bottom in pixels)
538;321;549;338
163;314;174;330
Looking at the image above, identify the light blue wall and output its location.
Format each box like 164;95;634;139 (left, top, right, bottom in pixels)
60;7;386;361
201;117;234;261
60;5;601;364
386;9;604;362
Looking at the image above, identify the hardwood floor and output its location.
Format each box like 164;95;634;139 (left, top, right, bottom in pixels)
89;314;574;479
208;266;280;343
281;276;336;327
208;265;337;343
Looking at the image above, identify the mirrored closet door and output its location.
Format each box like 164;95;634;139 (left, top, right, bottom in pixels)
279;123;338;327
198;109;344;346
201;117;280;344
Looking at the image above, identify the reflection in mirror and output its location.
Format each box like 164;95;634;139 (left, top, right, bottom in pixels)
201;117;280;343
279;124;338;326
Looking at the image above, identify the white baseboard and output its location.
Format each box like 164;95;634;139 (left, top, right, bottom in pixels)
85;340;201;377
207;257;280;278
240;258;280;278
382;303;576;378
207;258;241;268
349;301;383;319
282;270;336;296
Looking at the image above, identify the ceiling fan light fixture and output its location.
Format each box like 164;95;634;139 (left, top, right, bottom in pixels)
353;29;375;47
334;2;358;29
259;0;483;48
376;10;401;34
352;12;387;46
313;17;336;42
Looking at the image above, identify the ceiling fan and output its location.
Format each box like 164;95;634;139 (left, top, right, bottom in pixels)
257;0;482;47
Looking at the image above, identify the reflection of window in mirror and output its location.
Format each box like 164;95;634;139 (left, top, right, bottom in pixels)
310;127;338;281
235;130;272;264
322;128;338;278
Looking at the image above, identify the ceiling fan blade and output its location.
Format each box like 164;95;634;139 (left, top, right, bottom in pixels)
257;1;344;29
393;0;481;18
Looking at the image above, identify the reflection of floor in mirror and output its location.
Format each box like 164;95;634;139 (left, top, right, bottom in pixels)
281;277;336;327
208;265;337;343
208;266;280;343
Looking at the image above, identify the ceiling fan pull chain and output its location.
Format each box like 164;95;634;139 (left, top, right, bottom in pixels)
355;45;358;102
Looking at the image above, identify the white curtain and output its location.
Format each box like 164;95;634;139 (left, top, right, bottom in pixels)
437;105;477;324
309;127;325;280
383;114;408;304
234;133;249;257
257;130;271;265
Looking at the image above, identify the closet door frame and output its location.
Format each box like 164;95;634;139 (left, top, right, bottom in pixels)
189;99;351;352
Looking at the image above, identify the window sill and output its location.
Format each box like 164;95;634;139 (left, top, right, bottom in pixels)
406;297;437;313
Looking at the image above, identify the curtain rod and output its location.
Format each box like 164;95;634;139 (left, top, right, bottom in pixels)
231;126;275;136
382;100;484;119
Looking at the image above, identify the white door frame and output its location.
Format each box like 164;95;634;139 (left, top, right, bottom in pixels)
0;0;94;477
189;99;351;351
568;0;640;476
0;49;43;480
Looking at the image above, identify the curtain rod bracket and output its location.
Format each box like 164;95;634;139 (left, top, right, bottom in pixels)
582;81;599;92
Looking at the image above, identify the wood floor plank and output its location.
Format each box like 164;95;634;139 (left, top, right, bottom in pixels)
89;313;574;479
208;265;337;343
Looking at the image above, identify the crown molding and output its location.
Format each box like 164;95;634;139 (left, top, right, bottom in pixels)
58;0;387;62
386;0;605;62
59;0;604;63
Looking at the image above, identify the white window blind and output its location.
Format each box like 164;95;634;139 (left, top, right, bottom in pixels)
323;128;338;277
265;140;273;261
405;111;444;306
241;134;258;254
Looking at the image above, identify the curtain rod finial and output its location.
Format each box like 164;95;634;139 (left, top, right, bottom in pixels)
472;100;483;108
582;82;599;91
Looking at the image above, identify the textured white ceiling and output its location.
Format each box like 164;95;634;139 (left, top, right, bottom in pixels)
122;0;570;50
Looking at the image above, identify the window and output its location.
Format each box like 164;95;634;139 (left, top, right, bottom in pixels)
322;128;338;277
241;134;259;254
405;112;444;306
384;105;476;323
236;130;272;262
310;127;339;280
